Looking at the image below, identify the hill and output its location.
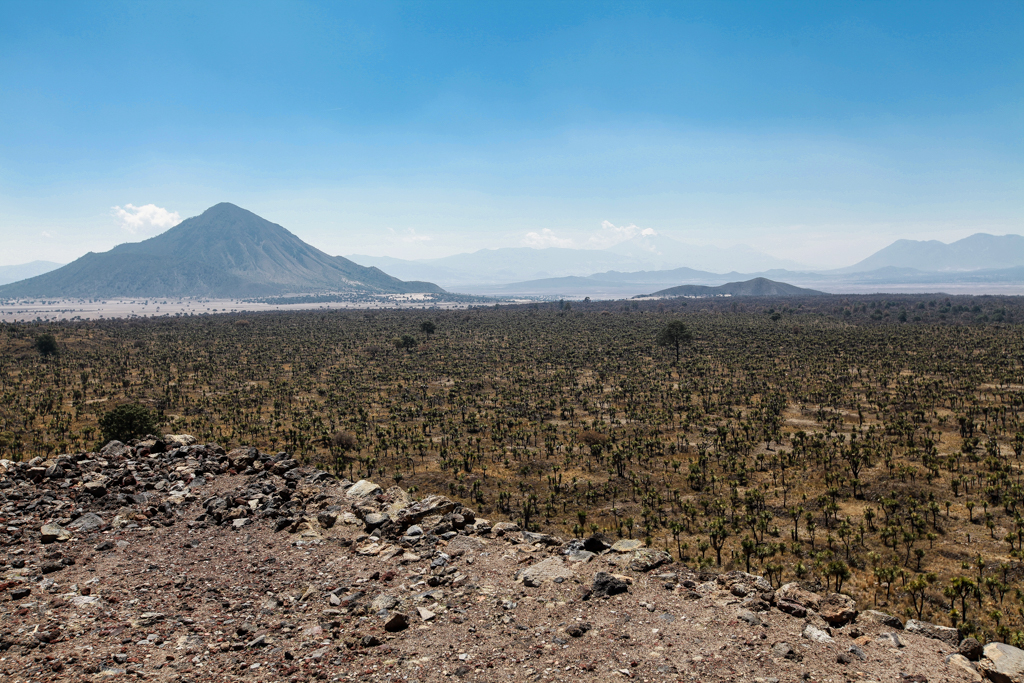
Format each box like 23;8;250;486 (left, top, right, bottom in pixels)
842;233;1024;273
0;203;443;298
0;441;986;682
0;261;64;286
650;277;826;298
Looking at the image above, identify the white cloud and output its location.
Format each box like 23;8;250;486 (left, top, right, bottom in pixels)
112;204;182;234
586;220;655;248
41;231;52;239
400;228;432;243
522;228;574;248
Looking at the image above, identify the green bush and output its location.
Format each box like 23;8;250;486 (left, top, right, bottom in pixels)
34;333;58;357
98;403;159;444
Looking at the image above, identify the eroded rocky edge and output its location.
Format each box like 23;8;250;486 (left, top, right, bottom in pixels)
0;438;1012;682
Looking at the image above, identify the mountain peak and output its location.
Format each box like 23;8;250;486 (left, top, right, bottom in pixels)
842;233;1024;273
0;204;444;298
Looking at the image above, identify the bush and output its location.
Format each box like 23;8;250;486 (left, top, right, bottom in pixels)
34;333;58;357
331;431;359;452
99;403;159;444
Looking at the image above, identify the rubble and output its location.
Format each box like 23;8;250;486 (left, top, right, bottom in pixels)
0;436;986;681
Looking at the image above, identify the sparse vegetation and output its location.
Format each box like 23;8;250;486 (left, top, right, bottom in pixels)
3;294;1024;643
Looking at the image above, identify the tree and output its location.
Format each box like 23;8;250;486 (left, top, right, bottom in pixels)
98;403;159;444
419;320;436;335
708;516;730;566
394;334;418;352
656;320;694;363
34;333;58;357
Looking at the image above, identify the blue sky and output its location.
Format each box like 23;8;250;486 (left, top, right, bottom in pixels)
0;1;1020;267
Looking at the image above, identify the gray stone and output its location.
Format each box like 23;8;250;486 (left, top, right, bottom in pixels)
445;535;484;557
979;642;1024;683
776;599;807;618
101;440;130;458
960;637;983;661
905;619;960;648
163;434;197;448
819;593;858;626
82;481;107;497
802;624;834;643
776;582;822;611
345;480;383;499
610;539;643;553
520;557;575;587
862;610;903;629
945;653;981;681
522;531;561;546
417;606;436;622
771;642;800;661
878;632;904;648
847;645;868;661
391;495;458;527
371;594;399;613
628;548;671;572
566;550;596;562
737;609;762;627
68;512;105;532
132;612;165;628
491;521;520;536
363;513;389;531
40;523;70;543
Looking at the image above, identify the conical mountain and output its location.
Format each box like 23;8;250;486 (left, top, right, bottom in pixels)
0;203;443;298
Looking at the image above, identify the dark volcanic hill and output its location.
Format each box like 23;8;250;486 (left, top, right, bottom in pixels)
0;203;443;298
650;277;825;298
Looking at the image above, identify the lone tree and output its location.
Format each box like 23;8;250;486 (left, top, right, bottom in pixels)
656;320;694;363
394;334;418;352
419;320;436;335
99;403;159;444
34;333;58;357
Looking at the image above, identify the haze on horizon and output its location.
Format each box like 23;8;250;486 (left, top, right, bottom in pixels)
0;2;1020;269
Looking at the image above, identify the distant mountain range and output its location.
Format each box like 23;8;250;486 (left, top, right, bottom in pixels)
841;233;1024;273
0;204;442;299
3;223;1023;300
349;232;805;288
0;261;63;286
649;277;825;298
350;232;1024;293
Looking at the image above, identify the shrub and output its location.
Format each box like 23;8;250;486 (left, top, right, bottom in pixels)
34;333;58;357
99;403;159;444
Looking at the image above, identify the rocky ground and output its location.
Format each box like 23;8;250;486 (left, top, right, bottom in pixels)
0;438;1015;682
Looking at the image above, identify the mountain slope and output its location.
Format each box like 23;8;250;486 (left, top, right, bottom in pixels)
0;261;63;286
650;277;826;298
843;233;1024;272
0;203;443;298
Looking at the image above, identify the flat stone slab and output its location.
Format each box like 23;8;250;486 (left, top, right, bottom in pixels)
519;557;574;587
67;513;105;532
40;523;70;543
346;480;383;499
904;619;960;648
610;539;643;553
979;642;1024;683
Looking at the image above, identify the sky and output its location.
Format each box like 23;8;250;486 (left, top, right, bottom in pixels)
0;1;1021;268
